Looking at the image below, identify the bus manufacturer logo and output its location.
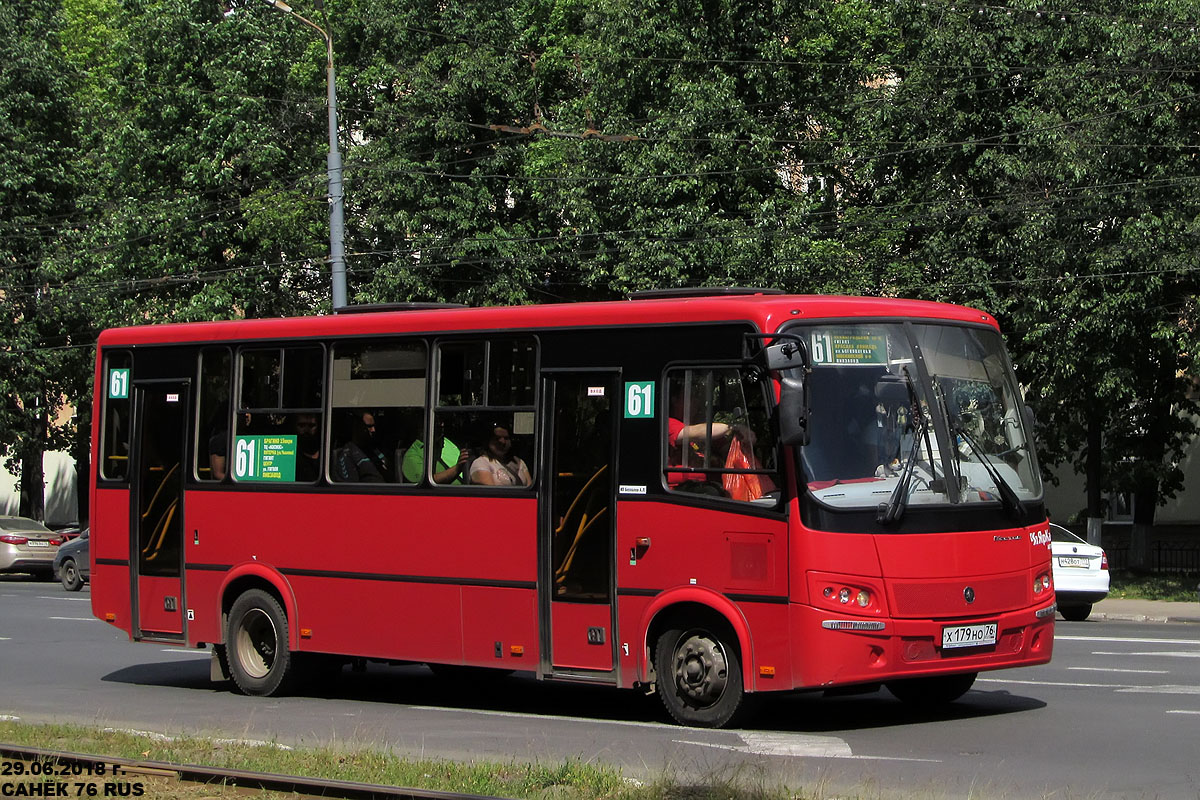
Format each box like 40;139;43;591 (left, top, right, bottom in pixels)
963;586;976;604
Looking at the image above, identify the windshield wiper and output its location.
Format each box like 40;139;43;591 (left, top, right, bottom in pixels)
955;425;1025;520
876;371;929;525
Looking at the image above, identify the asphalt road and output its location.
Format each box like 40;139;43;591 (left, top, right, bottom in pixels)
2;575;1198;799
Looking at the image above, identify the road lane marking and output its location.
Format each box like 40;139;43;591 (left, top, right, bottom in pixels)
1058;635;1200;645
1069;667;1169;674
159;649;206;656
677;733;941;762
37;595;90;601
1117;685;1200;695
1092;651;1200;658
48;616;97;621
1166;710;1200;715
978;678;1133;688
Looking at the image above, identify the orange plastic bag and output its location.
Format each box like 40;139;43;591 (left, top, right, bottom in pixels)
723;436;774;501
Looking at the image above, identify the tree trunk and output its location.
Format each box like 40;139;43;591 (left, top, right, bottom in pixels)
1129;484;1157;573
18;448;45;522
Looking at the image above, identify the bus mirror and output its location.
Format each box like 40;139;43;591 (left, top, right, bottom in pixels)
765;341;803;371
778;374;809;446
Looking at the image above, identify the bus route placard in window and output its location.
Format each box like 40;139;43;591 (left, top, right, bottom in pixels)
233;435;297;482
810;331;887;365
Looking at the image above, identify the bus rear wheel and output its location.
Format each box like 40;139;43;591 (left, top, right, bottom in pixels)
226;589;295;696
885;672;977;706
655;625;743;728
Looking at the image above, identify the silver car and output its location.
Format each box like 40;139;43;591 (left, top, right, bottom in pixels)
0;516;62;579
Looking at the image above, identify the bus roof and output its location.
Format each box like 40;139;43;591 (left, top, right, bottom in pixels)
97;293;998;347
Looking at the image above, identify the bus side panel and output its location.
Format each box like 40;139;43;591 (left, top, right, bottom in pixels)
616;502;787;598
291;575;464;662
462;586;537;668
184;491;537;663
616;594;652;687
91;488;133;636
183;568;223;646
737;601;793;690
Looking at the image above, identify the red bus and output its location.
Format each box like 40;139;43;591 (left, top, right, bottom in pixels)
90;289;1055;727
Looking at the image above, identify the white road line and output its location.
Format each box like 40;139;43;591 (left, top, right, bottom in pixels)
678;733;941;763
1166;710;1200;715
1069;667;1169;674
1058;635;1200;645
978;678;1133;689
48;616;97;621
0;637;10;641
1092;651;1200;658
37;595;90;602
159;649;206;656
1118;685;1200;695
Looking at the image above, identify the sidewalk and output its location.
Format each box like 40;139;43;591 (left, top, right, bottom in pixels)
1087;597;1200;624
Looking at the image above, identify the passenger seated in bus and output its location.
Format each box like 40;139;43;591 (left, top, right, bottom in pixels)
403;418;471;484
293;413;321;482
332;415;385;483
470;423;532;487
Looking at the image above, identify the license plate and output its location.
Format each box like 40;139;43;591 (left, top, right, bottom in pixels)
1057;556;1090;568
25;540;49;548
942;622;997;650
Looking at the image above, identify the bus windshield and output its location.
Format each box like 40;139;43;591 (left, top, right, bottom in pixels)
797;322;1041;513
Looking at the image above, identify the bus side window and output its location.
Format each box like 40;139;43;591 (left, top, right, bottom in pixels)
432;338;538;488
100;351;132;481
196;348;232;482
329;340;426;484
234;345;325;483
663;366;779;505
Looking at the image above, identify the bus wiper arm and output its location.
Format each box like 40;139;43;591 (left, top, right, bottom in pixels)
955;425;1024;519
876;412;927;525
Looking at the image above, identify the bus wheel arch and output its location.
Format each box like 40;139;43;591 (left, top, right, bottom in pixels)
217;569;300;697
644;598;752;728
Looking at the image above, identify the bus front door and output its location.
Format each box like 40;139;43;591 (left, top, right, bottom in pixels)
130;380;188;640
540;372;618;678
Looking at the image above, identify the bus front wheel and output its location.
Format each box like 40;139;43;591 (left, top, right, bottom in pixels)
655;625;744;728
226;589;295;696
885;672;977;706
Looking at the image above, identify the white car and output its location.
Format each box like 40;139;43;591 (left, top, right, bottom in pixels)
1050;523;1109;621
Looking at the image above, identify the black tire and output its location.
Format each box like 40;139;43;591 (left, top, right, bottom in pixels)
1059;603;1093;622
885;672;977;706
59;558;83;591
225;589;296;696
655;624;744;728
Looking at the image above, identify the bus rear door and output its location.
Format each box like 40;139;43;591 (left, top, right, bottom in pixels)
130;380;188;640
540;371;618;680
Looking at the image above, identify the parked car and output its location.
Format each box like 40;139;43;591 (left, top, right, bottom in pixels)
1051;523;1109;621
0;516;62;579
54;527;90;591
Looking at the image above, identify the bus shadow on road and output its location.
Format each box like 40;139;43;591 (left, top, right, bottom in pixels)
101;658;1046;732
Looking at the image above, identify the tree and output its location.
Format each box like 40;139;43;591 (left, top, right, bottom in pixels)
0;0;87;521
836;2;1200;557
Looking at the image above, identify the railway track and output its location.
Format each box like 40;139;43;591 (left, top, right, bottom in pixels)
0;743;510;800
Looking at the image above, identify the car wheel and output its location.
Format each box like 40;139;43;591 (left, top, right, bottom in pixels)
225;589;296;696
655;624;744;728
59;558;83;591
1059;603;1093;622
886;672;977;706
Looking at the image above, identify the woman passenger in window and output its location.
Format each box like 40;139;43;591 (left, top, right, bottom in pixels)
470;423;532;487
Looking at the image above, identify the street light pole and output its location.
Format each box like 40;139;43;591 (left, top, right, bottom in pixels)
265;0;347;310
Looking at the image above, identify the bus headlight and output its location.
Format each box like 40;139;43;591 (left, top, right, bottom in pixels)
1033;573;1051;594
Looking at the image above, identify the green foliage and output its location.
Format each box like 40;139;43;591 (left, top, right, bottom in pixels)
3;0;1200;521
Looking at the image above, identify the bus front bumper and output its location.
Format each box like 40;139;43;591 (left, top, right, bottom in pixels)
788;600;1055;690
